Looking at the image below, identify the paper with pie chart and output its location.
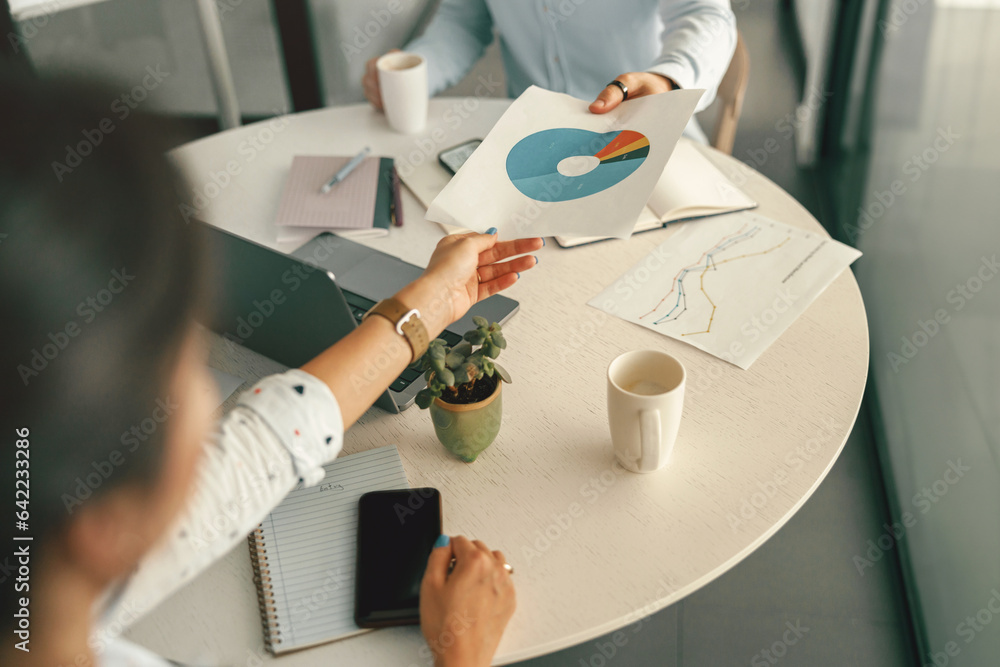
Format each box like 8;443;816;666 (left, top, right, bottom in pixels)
588;212;862;369
425;85;703;239
505;128;650;202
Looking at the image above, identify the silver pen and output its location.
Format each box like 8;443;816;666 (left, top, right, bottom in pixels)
320;146;371;193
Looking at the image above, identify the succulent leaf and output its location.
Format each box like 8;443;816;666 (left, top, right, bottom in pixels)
445;350;464;369
472;315;488;328
438;367;455;387
415;389;435;409
493;362;512;383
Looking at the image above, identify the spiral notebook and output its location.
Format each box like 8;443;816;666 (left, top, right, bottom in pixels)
248;445;409;655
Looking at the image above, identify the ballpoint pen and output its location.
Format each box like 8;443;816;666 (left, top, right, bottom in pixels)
391;165;403;227
320;146;371;193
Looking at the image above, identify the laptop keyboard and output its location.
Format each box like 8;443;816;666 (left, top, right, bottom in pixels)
342;290;463;393
344;291;377;322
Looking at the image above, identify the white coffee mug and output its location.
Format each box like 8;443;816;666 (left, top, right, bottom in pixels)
607;350;686;473
376;51;428;134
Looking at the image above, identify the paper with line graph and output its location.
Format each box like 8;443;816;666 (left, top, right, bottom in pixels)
589;212;861;369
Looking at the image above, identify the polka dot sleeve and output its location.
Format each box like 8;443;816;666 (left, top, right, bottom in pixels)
236;369;344;487
102;369;344;635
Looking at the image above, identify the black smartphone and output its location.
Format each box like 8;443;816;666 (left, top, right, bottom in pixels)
355;488;442;628
438;139;482;175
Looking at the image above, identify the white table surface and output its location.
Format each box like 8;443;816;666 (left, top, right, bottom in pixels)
123;99;869;665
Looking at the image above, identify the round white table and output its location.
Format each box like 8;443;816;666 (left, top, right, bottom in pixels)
123;99;869;665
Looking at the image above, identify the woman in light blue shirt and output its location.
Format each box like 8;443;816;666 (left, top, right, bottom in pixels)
364;0;737;141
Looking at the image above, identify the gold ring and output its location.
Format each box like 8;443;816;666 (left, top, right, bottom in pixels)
503;562;514;574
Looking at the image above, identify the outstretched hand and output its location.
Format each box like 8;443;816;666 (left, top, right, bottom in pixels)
589;72;676;114
397;231;543;336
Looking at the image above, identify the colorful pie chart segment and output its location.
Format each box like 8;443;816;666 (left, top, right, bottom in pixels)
505;128;650;202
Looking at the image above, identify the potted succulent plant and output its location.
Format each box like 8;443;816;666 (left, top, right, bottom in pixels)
414;316;511;462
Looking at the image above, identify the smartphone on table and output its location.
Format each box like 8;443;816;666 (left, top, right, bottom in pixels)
354;488;442;628
438;139;482;175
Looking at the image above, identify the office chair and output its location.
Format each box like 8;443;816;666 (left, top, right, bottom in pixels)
711;30;750;155
271;0;323;112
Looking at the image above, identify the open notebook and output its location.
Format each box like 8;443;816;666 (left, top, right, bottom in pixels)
248;445;409;655
553;141;757;247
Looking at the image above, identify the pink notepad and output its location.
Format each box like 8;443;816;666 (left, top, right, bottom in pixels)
274;155;379;229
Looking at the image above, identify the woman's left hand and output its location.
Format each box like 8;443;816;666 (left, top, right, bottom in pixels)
589;72;676;114
396;232;542;337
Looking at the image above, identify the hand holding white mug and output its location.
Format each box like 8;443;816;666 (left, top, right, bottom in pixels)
363;50;428;133
362;49;398;111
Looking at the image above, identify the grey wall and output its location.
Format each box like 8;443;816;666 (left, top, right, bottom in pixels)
15;0;290;115
12;0;507;117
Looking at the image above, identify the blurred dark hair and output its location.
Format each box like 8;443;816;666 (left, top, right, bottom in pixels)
0;68;205;619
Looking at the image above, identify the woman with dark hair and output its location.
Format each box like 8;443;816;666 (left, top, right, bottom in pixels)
0;70;540;667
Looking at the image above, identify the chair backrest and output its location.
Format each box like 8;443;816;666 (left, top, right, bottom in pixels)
3;0;30;65
710;30;750;155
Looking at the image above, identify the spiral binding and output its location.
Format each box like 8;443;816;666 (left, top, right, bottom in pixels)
247;524;282;652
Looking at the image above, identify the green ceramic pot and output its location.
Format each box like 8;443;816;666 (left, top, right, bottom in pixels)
429;379;502;462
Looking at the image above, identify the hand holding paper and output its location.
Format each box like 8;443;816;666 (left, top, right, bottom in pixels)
425;86;704;240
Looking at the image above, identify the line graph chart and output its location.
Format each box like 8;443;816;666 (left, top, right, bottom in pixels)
638;223;791;335
589;212;861;369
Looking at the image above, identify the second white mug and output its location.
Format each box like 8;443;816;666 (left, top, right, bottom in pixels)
607;350;686;473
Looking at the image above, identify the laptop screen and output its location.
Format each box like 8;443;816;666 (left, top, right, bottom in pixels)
198;222;357;369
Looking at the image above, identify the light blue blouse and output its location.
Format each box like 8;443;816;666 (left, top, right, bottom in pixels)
406;0;737;138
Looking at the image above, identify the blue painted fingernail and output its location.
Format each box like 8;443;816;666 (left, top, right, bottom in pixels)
486;227;498;235
542;238;546;246
516;272;521;279
434;534;450;548
534;255;540;264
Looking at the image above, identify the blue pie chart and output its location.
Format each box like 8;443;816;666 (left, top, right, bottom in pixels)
505;128;650;202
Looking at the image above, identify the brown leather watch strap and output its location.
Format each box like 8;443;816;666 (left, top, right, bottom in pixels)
362;297;429;364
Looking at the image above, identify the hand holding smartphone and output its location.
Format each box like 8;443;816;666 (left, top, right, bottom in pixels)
354;487;516;667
